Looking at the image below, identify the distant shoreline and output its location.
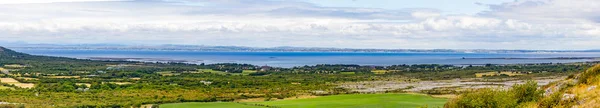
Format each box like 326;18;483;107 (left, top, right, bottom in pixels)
12;48;600;68
7;46;600;54
463;57;600;60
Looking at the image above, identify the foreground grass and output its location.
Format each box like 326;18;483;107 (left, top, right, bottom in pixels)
160;93;447;108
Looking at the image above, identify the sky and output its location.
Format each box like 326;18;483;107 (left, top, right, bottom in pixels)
0;0;599;50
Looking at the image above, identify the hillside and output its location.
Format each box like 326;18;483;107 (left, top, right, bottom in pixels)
446;65;600;108
539;64;600;107
0;46;133;74
0;46;29;57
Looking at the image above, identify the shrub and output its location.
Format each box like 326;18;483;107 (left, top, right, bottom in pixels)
445;89;517;108
538;92;562;108
446;80;543;108
510;80;543;103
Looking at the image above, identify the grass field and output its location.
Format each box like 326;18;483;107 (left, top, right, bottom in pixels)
161;102;265;108
160;93;447;108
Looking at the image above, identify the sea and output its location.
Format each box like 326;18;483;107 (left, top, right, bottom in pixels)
12;49;600;67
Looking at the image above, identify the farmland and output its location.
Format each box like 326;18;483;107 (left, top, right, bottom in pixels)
0;78;34;88
160;93;447;108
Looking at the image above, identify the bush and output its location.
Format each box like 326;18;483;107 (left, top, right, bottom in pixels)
511;81;543;103
445;80;543;108
445;89;517;108
538;92;562;108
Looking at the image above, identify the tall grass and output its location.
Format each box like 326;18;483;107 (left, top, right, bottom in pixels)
578;65;600;84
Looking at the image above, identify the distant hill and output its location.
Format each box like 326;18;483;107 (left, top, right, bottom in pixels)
6;44;599;53
0;46;93;63
0;46;31;57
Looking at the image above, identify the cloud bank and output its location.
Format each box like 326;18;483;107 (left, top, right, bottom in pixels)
0;0;599;49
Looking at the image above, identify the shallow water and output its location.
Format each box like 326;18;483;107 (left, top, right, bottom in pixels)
13;49;600;67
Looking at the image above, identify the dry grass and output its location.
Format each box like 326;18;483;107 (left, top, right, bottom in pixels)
0;68;8;74
569;76;600;108
0;78;19;83
16;77;38;81
3;64;26;68
130;77;141;80
0;78;34;88
109;82;132;85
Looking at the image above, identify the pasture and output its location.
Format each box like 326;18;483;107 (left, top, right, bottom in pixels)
160;93;447;108
160;102;264;108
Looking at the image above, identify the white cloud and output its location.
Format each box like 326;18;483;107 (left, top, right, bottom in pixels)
0;0;599;49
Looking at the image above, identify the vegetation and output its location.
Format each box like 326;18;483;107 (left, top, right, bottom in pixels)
0;47;596;107
446;65;600;108
161;93;447;108
445;81;542;108
161;102;264;108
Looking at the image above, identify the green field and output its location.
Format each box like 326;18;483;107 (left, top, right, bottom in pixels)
161;102;265;108
160;93;447;108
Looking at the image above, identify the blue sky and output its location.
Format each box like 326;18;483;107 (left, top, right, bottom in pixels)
0;0;599;50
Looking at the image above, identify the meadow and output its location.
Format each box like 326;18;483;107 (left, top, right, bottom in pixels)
160;93;448;108
160;102;265;108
